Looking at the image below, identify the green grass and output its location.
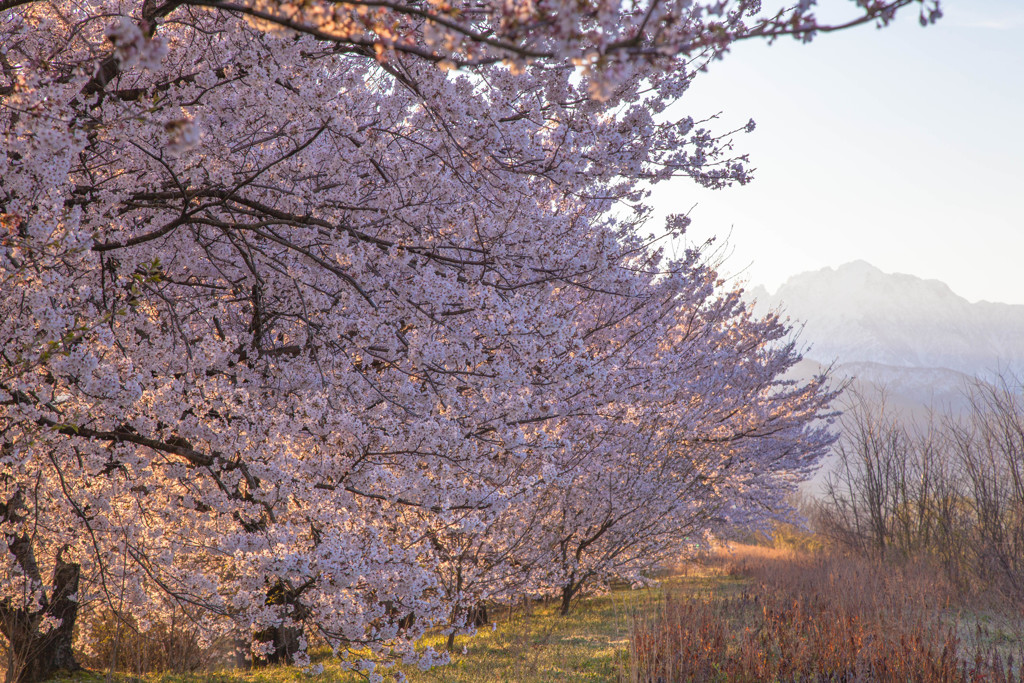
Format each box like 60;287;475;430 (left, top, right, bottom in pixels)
49;551;1024;683
54;566;745;683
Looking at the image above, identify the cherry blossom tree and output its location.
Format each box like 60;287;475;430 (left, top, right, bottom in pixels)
533;281;838;615
511;259;836;617
2;0;935;679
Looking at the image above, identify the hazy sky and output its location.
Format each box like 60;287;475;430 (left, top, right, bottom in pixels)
653;0;1024;304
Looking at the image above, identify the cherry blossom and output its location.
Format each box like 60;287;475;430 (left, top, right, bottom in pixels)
1;0;932;679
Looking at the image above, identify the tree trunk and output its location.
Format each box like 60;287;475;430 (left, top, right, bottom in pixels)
468;604;488;627
1;551;81;683
559;582;576;616
252;581;306;667
252;624;303;666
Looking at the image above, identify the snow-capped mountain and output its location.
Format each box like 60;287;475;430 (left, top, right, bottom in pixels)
749;261;1024;414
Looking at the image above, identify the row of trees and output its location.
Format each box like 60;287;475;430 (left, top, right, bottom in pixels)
2;0;937;680
820;377;1024;605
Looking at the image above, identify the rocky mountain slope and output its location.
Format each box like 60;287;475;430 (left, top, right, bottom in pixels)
750;261;1024;416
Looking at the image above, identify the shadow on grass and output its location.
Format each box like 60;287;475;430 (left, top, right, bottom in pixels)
52;563;739;683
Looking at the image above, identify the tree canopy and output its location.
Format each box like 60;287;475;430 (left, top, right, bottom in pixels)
0;0;936;680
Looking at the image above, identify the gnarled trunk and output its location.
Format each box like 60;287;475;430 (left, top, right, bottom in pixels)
252;624;303;666
559;580;581;616
1;543;81;683
468;604;488;628
252;581;307;667
445;604;487;651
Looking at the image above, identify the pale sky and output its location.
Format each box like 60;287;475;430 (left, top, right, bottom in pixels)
653;0;1024;304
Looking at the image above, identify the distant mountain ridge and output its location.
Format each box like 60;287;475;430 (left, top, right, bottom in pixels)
749;260;1024;382
753;262;1024;491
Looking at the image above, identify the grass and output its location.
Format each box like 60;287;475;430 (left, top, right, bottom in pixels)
53;563;742;683
49;547;1024;682
387;568;748;682
626;545;1024;683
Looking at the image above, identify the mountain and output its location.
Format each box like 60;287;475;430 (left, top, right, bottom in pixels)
750;261;1024;416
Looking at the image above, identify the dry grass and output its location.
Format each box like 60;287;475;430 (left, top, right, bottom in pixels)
44;546;1024;682
626;544;1024;682
49;563;744;683
52;580;678;683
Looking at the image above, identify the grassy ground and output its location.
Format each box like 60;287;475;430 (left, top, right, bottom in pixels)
50;547;1024;682
55;564;744;683
627;545;1024;682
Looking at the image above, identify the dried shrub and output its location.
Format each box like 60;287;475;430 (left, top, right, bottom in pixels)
76;609;219;675
626;546;1024;682
819;378;1024;609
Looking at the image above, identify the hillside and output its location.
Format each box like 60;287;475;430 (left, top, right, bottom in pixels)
751;260;1024;414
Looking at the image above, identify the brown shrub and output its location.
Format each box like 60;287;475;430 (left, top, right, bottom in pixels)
76;610;218;675
626;546;1024;682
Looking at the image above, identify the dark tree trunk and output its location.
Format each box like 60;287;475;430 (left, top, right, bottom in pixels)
443;602;489;652
252;624;303;666
559;582;577;616
468;604;488;628
396;611;415;632
444;603;488;652
1;546;81;683
252;581;306;667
